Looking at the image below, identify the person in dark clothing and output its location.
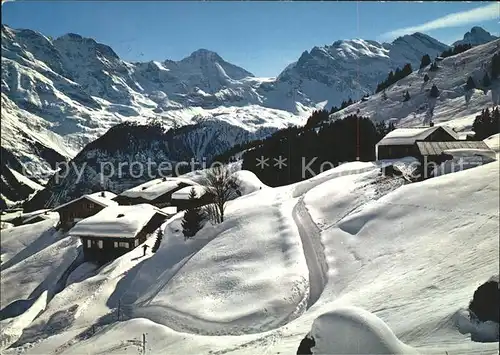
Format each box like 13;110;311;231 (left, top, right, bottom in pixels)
142;244;149;256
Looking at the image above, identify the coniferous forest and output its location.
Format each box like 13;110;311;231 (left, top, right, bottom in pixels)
239;111;394;187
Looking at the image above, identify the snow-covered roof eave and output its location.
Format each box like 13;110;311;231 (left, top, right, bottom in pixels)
70;206;168;239
52;192;117;212
376;126;459;147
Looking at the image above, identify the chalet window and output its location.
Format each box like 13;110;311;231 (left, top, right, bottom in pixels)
115;241;129;248
87;240;91;248
87;203;94;209
134;239;139;247
98;240;103;249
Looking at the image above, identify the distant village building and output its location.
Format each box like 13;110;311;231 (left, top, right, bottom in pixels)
170;185;214;211
113;177;199;208
69;204;169;263
52;191;117;230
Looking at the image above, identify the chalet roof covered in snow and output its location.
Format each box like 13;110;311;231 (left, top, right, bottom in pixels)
171;185;208;200
376;125;460;146
52;191;118;212
23;211;59;224
416;140;492;156
69;204;168;239
160;206;178;215
119;177;199;201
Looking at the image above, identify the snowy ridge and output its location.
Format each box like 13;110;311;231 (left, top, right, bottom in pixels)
329;39;500;131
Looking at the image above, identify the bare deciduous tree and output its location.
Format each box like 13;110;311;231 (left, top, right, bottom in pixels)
203;203;220;225
202;165;239;223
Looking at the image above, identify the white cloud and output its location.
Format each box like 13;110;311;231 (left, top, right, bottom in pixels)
380;3;499;40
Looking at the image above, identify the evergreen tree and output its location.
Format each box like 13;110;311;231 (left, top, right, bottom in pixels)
424;74;430;83
152;228;163;253
472;107;500;140
402;63;413;76
387;71;394;83
483;73;491;87
181;188;206;239
491;53;500;80
465;76;476;91
429;84;439;98
403;90;410;102
420;54;431;69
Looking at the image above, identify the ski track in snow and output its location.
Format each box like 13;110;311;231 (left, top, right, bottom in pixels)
292;198;328;309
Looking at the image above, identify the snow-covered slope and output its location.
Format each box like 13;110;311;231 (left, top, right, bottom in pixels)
1;155;498;354
328;39;500;132
453;26;498;47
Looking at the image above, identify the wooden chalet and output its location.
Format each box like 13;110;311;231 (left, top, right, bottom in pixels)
376;124;496;180
52;191;117;231
170;185;214;211
376;125;460;161
69;204;169;263
113;177;198;208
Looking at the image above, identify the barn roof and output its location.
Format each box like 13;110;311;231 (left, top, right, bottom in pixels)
52;191;117;212
416;140;492;156
377;125;460;146
69;204;168;239
171;185;209;200
119;177;199;201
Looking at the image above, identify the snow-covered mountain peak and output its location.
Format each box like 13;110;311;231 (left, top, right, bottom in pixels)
271;32;448;110
53;33;120;61
453;26;498;46
183;48;222;61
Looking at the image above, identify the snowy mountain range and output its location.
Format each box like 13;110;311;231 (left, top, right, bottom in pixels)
1;24;498;207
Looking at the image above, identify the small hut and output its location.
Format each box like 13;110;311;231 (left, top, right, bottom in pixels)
69;204;168;263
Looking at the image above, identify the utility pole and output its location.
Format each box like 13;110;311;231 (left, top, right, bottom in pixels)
142;333;146;354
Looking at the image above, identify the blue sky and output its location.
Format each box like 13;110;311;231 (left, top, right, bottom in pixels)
2;1;499;77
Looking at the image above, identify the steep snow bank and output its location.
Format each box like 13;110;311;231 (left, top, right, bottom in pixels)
310;307;417;354
233;170;269;195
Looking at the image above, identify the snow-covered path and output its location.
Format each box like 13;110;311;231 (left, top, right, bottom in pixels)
292;197;328;308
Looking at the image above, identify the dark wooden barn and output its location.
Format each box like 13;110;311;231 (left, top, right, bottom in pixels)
376;125;460;161
69;204;169;264
52;191;117;231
